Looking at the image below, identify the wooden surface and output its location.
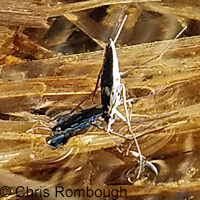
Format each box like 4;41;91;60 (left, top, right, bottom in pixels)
0;1;200;199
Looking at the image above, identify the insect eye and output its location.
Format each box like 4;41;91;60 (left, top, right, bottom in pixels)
56;127;62;132
52;126;62;135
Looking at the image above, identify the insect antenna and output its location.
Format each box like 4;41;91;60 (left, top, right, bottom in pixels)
121;25;187;77
26;126;52;134
68;90;100;114
68;24;187;115
113;14;127;44
91;66;103;103
91;14;128;102
68;15;128;114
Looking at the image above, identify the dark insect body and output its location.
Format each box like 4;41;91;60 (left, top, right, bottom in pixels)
101;38;121;124
100;22;144;178
46;106;103;148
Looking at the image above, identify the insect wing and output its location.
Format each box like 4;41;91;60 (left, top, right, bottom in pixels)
53;106;103;135
101;39;120;121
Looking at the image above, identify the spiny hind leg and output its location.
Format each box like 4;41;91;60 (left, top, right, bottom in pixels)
127;150;159;183
92;122;128;148
120;83;144;178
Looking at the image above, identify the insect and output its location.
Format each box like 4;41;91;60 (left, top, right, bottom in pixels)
45;105;133;149
41;105;160;179
34;106;103;148
32;104;127;149
95;15;144;178
42;15;132;150
102;40;145;177
99;18;187;178
27;16;187;180
100;23;187;129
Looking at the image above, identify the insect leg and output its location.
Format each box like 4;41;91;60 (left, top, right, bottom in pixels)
143;161;159;176
120;83;143;179
127;150;158;182
92;122;122;147
92;122;132;140
115;109;127;122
